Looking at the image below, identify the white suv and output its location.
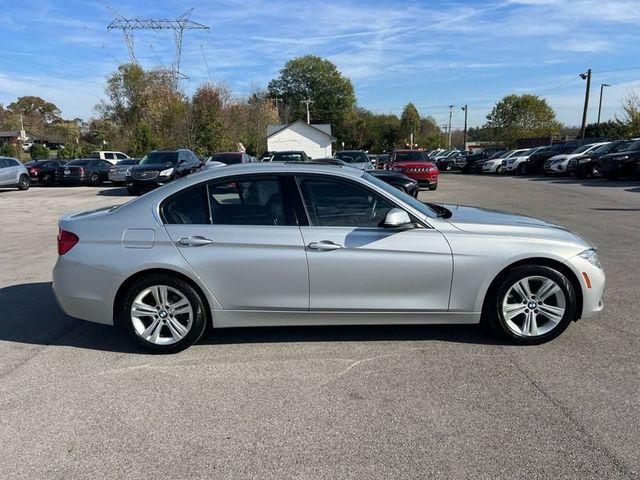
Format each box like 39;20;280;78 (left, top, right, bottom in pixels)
0;156;30;190
88;151;130;165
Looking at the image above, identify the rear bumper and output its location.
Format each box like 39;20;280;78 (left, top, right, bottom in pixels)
53;257;123;325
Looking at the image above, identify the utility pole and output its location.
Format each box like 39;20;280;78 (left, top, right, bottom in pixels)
579;69;592;139
597;83;610;127
447;105;454;148
441;124;448;148
461;105;468;151
300;99;314;124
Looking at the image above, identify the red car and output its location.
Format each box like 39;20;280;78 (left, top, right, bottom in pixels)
387;150;439;190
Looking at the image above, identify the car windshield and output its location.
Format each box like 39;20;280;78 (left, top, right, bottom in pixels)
621;139;640;151
362;172;438;219
210;153;242;165
335;151;368;163
488;151;506;159
272;152;304;162
139;151;179;165
572;144;598;154
394;152;426;162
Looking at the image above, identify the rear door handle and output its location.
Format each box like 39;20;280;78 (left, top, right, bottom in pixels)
307;241;342;251
178;236;213;247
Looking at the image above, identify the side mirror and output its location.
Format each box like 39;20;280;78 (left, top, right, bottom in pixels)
383;208;413;228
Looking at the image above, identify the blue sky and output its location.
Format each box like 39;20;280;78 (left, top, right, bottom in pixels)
1;0;639;130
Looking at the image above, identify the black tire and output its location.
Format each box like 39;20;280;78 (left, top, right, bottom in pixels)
484;265;576;345
127;186;139;195
590;163;599;178
118;274;207;353
428;183;438;191
604;172;619;181
90;173;102;186
18;174;30;190
516;163;526;175
42;174;54;186
444;162;453;171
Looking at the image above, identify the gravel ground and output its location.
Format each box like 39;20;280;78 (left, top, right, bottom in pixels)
0;174;639;479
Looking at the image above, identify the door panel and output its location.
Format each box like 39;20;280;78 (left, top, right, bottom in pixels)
300;226;452;311
165;225;309;310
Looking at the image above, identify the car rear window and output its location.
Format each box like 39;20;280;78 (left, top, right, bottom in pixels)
210;153;242;165
66;160;90;166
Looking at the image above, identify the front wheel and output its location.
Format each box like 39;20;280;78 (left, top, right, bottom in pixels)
89;173;102;186
516;163;526;175
119;274;207;353
484;265;576;344
18;174;30;190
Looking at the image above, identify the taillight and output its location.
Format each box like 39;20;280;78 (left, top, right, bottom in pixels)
57;229;79;255
31;167;40;173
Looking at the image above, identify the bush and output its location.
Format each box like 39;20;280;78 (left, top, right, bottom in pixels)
0;144;21;158
29;143;50;160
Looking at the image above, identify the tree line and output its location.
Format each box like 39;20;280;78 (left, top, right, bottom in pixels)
2;55;640;160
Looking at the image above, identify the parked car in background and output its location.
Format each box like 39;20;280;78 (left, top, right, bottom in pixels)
482;149;529;173
368;169;420;197
0;156;30;190
334;150;373;170
24;159;66;185
88;151;130;165
208;152;253;165
433;150;462;171
126;149;201;195
501;147;545;174
108;158;140;185
56;159;112;186
387;149;439;190
265;151;310;162
460;147;507;173
525;139;605;175
567;140;633;178
544;142;609;175
597;139;640;180
375;153;390;169
53;162;605;352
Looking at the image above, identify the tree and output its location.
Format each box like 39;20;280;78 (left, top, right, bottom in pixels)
584;120;629;140
400;103;420;145
267;55;356;139
191;84;231;155
7;96;61;124
484;94;562;147
617;92;640;137
0;144;20;158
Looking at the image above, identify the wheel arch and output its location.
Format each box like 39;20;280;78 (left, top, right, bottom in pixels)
113;268;215;329
481;257;583;322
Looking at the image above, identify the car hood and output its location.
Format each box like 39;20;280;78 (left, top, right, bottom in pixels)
442;204;592;247
130;163;175;171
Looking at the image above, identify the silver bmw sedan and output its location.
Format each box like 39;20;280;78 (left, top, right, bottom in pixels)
53;163;605;353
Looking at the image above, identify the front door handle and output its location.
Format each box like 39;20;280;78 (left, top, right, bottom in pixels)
307;241;342;251
178;236;213;247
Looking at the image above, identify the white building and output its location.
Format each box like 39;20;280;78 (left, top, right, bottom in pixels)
266;120;334;159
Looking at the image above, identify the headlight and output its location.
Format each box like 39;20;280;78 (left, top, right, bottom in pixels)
578;248;601;269
159;167;174;176
618;155;629;160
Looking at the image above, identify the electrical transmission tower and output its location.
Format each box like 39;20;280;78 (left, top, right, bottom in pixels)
107;8;209;86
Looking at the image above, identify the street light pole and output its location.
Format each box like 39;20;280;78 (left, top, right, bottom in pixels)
597;83;611;127
300;99;314;124
447;105;454;148
461;105;468;151
579;69;592;139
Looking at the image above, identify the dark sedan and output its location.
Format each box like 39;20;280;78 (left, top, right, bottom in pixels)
567;140;633;178
56;159;112;186
24;160;66;185
597;139;640;180
368;169;419;197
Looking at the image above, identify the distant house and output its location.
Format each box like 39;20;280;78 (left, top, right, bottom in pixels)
266;120;335;159
0;130;32;146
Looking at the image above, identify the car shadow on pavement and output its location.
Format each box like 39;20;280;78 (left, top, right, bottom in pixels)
0;282;504;353
0;282;141;353
96;187;131;197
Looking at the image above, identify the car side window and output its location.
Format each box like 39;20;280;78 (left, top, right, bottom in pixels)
116;153;127;159
162;185;209;225
208;176;286;226
0;159;7;169
297;176;396;227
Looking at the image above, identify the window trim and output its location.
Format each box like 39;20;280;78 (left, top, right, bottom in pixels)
292;173;429;229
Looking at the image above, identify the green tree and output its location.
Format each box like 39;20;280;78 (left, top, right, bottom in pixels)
130;121;157;157
7;96;61;124
617;92;640;137
584;120;629;140
0;144;21;158
485;94;562;147
267;55;356;138
29;143;50;159
400;103;420;145
191;84;230;155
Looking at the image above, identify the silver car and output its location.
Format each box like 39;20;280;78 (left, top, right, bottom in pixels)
53;163;605;353
334;150;373;170
108;158;140;185
0;156;30;190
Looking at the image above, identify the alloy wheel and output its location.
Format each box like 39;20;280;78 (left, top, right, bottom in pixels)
501;276;566;337
130;285;194;346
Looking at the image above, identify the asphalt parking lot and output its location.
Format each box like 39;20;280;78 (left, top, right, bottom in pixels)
1;175;639;479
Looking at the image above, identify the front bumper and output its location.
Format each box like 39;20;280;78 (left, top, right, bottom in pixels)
565;254;606;320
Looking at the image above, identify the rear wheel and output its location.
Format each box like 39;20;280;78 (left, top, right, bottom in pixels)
484;265;576;344
90;173;102;186
119;274;207;353
18;174;30;190
516;163;526;175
